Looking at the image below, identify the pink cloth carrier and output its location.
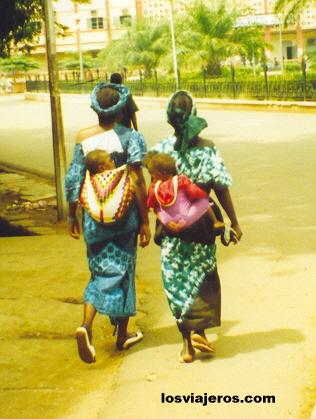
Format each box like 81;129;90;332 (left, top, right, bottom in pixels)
154;176;209;231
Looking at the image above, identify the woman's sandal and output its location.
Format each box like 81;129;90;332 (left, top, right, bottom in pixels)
192;334;215;353
75;326;96;364
116;331;143;350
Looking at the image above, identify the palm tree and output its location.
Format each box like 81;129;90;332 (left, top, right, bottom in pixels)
126;20;169;76
178;0;264;76
100;19;169;77
274;0;313;24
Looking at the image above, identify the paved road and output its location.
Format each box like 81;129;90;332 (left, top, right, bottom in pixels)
1;94;316;178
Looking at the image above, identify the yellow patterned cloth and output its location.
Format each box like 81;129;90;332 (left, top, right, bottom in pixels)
79;165;134;224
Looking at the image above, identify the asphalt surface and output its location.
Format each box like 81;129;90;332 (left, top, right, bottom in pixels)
1;94;316;178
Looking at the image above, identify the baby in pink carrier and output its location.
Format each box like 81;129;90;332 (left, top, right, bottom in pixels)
146;153;225;233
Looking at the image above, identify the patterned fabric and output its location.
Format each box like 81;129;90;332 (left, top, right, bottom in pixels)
151;136;232;187
161;237;216;321
65;127;146;244
84;233;137;318
65;125;146;318
79;165;133;224
90;82;129;116
166;91;207;154
150;136;231;322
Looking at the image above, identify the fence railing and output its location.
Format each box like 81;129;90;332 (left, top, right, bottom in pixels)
25;77;316;101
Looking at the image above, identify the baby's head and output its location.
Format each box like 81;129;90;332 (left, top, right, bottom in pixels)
85;150;115;175
144;152;177;182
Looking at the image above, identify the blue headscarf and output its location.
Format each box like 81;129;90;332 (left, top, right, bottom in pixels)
90;82;130;116
167;91;207;154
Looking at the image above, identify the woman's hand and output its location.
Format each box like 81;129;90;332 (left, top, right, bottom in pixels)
68;217;81;239
139;223;151;247
230;223;242;244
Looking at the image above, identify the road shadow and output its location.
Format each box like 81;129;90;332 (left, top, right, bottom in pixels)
123;319;304;361
201;327;304;361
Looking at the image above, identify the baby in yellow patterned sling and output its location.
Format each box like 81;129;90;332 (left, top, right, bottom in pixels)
79;149;143;225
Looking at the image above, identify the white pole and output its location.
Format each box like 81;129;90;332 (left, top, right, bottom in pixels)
168;0;179;89
252;39;256;76
74;3;84;81
279;14;283;74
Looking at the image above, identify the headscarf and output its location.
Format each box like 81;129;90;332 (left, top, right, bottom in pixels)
166;91;207;154
90;82;130;116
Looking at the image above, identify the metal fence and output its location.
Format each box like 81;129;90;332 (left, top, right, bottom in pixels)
26;76;316;101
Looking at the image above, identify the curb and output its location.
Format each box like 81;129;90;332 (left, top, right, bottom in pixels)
24;92;316;111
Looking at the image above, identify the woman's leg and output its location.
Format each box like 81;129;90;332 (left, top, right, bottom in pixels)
180;330;195;363
116;317;143;350
76;303;97;363
116;316;129;347
82;303;97;341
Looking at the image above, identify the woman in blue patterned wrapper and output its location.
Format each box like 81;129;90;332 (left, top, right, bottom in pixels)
148;91;242;363
65;82;151;363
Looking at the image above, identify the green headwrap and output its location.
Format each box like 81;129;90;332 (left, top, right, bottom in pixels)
166;91;207;154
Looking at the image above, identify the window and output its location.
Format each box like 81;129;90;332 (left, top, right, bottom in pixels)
87;17;104;30
120;14;132;27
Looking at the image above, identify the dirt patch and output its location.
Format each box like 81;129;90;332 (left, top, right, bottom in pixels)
0;169;58;236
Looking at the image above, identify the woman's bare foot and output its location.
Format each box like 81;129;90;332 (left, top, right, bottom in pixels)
179;350;195;363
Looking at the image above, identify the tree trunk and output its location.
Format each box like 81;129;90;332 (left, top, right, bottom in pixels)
206;61;222;77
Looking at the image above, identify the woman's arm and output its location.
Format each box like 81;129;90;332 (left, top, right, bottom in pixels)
214;188;242;242
65;140;86;239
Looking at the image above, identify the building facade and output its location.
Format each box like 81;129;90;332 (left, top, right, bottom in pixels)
33;0;138;57
32;0;316;66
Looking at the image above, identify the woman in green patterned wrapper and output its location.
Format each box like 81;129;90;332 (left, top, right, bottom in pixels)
148;91;242;363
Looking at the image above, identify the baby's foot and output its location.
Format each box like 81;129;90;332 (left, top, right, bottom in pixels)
213;221;225;231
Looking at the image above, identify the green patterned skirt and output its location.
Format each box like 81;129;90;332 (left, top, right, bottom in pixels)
160;235;220;332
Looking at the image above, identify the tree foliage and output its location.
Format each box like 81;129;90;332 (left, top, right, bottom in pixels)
0;56;40;73
99;20;169;76
0;0;91;58
178;0;265;75
98;0;265;77
274;0;314;25
0;0;42;57
59;53;101;71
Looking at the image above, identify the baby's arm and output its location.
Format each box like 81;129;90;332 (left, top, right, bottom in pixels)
180;176;208;200
129;165;151;247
